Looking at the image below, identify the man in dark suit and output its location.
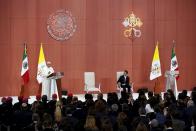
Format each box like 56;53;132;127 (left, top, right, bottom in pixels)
117;70;131;93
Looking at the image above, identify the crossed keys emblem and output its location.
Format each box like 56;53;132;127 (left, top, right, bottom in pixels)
122;12;143;40
151;64;161;75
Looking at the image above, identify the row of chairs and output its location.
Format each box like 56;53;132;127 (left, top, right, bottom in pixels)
84;71;134;93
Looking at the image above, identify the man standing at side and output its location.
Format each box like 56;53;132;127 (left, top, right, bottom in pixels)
117;70;131;93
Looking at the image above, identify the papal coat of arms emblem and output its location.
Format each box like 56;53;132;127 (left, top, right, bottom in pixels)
47;9;77;41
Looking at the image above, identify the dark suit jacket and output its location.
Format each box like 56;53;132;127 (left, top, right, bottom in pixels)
117;75;131;88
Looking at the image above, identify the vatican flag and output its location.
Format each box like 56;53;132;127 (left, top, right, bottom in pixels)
150;42;162;80
37;43;47;84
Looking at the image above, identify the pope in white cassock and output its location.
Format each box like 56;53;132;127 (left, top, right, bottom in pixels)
41;61;58;100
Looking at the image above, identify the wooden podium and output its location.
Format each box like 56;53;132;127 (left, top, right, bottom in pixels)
47;72;64;100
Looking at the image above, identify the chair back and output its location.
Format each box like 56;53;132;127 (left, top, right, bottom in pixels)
84;72;95;87
117;71;124;81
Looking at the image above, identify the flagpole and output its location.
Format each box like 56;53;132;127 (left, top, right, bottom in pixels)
155;78;157;93
172;40;176;48
154;78;158;93
154;79;156;93
154;77;160;94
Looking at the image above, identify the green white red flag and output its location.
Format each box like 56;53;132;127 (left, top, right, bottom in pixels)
21;44;29;84
170;45;179;80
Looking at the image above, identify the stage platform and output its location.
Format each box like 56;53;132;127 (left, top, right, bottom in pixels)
0;91;191;105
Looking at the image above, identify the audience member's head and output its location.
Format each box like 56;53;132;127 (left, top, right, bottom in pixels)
138;90;145;96
52;93;57;100
178;93;185;100
95;100;106;113
66;95;73;104
182;90;187;96
84;115;98;130
76;100;83;109
117;112;128;126
32;113;40;123
72;96;78;104
154;94;162;103
6;97;13;104
111;104;118;112
1;97;6;103
22;97;28;103
67;93;73;97
138;90;147;101
101;116;113;131
42;95;48;102
154;104;163;113
163;92;168;100
97;93;103;100
112;92;119;101
187;99;194;107
85;99;95;108
85;93;93;101
150;119;159;128
61;97;67;105
43;113;53;122
136;121;148;131
167;89;176;101
107;93;115;106
149;96;157;109
21;103;28;110
148;91;153;99
55;101;62;122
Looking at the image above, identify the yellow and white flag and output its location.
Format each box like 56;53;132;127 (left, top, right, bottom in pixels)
150;42;162;80
37;43;47;84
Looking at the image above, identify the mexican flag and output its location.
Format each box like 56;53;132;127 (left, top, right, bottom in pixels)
150;42;162;80
21;44;29;84
37;43;47;84
171;45;179;80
